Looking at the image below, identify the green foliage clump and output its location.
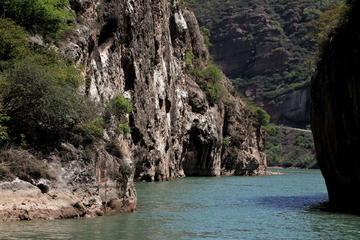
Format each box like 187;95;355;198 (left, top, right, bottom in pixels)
185;51;226;104
254;107;270;126
0;19;83;86
1;57;84;145
200;26;212;48
115;123;132;134
0;19;30;70
0;0;74;39
83;118;105;139
263;125;276;134
105;94;135;135
205;83;226;103
240;96;273;130
107;95;135;121
266;127;317;168
202;64;222;84
222;137;230;146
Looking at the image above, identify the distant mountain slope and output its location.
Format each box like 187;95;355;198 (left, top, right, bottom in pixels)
185;0;338;127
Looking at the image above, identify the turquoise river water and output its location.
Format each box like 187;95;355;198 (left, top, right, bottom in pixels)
1;168;360;239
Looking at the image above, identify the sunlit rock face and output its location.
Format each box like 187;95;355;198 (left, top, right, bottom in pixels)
311;1;360;213
64;0;266;182
0;0;267;222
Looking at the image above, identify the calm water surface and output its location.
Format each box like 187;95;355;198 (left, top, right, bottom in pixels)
1;169;360;239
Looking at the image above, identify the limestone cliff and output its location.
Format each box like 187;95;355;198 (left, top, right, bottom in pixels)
0;0;266;221
311;0;360;213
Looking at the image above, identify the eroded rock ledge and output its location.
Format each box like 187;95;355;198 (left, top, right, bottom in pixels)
0;142;137;222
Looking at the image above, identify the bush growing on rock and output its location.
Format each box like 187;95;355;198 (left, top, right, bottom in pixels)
0;57;85;146
0;0;74;39
105;94;135;135
106;95;135;121
254;107;270;126
83;118;105;139
0;19;30;71
185;51;226;104
200;26;212;48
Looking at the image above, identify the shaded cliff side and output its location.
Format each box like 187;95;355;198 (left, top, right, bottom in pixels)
0;0;266;221
311;0;360;213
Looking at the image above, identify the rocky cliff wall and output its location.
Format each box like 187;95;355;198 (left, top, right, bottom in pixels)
65;0;267;180
189;1;317;128
240;85;310;128
311;0;360;213
0;0;267;221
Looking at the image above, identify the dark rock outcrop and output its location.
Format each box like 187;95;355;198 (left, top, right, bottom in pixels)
311;1;360;213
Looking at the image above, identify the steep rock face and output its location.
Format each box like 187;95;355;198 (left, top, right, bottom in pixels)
311;1;360;213
240;85;310;127
64;0;266;181
209;8;291;79
0;0;267;221
221;99;267;176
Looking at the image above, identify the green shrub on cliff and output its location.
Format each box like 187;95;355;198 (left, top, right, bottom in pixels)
83;118;105;139
0;57;84;145
115;123;132;134
185;51;226;104
0;19;29;71
0;0;74;39
106;95;135;121
254;107;270;127
202;64;222;84
200;26;212;48
105;94;135;135
205;83;226;103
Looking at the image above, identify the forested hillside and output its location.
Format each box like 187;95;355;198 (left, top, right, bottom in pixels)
187;0;337;95
185;0;338;127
